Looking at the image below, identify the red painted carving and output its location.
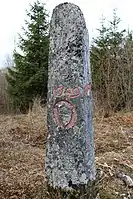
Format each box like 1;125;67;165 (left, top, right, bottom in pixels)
53;100;77;129
53;86;64;97
52;84;91;99
71;87;81;98
66;88;72;98
52;84;91;128
84;84;91;96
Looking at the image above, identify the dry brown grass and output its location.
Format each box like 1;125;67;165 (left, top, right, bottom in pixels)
0;70;8;113
0;101;48;199
94;112;133;198
0;101;133;198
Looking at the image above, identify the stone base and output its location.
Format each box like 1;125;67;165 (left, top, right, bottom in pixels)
46;179;100;199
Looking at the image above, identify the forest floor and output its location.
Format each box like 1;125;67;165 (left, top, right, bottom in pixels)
0;104;133;199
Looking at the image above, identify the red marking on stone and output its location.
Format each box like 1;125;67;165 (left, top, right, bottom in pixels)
53;105;60;125
66;88;72;98
84;84;91;96
71;87;81;98
52;84;91;99
53;100;77;129
53;86;64;97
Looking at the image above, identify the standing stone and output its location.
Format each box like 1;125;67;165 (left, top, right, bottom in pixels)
45;2;97;198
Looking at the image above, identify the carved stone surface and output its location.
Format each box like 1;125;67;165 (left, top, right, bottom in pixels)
45;2;96;190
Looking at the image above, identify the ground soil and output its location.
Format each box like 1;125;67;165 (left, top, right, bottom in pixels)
0;106;133;198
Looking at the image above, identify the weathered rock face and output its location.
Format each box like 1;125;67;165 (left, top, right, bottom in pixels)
45;2;96;190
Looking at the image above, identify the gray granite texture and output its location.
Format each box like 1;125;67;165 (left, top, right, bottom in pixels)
45;2;96;190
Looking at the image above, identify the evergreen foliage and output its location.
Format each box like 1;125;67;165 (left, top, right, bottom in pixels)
6;0;49;112
91;9;133;112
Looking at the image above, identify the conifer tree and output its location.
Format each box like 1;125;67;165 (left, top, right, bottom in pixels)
6;0;49;112
90;10;126;112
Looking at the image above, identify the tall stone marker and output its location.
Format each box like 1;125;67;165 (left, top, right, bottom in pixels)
45;2;97;198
